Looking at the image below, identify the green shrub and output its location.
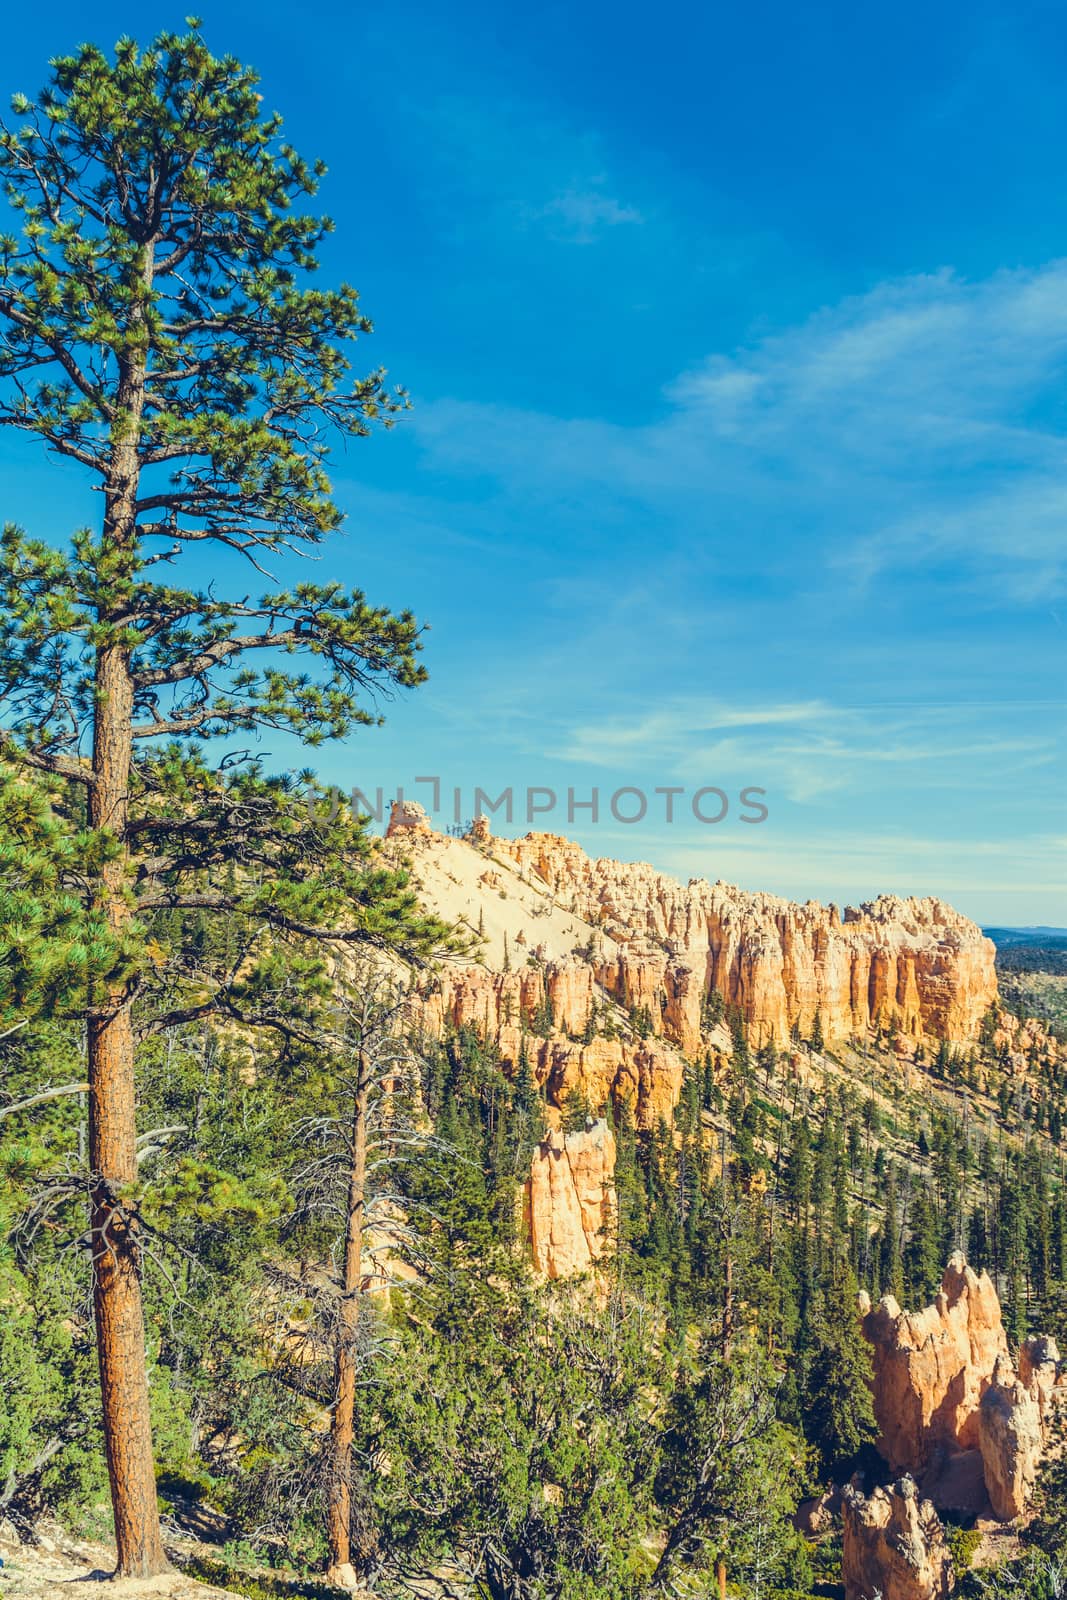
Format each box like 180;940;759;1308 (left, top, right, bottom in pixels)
947;1524;983;1577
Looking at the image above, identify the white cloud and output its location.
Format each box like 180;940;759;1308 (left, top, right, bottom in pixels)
408;93;645;248
533;186;644;243
545;697;1057;806
410;260;1067;597
353;256;1066;922
647;829;1067;909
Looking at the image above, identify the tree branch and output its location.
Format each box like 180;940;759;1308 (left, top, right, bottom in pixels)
0;1082;89;1121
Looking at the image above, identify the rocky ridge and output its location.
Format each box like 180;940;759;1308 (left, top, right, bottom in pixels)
489;827;997;1047
384;805;997;1130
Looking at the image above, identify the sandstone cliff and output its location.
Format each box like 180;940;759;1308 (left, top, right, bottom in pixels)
860;1255;1009;1474
491;829;997;1047
978;1352;1045;1520
386;808;997;1124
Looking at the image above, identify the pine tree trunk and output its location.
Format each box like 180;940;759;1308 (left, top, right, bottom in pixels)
87;245;168;1579
325;1058;369;1588
716;1556;727;1600
88;641;167;1576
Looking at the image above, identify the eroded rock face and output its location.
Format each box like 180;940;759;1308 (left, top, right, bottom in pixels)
418;967;686;1128
493;831;997;1046
862;1256;1064;1522
391;817;996;1133
525;1119;617;1279
842;1477;955;1600
1020;1335;1062;1426
862;1254;1008;1473
385;798;434;836
392;816;995;1056
979;1353;1045;1520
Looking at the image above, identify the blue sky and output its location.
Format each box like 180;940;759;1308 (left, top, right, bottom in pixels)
3;0;1066;924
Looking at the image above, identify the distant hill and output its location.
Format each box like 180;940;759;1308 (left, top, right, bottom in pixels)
985;928;1067;1024
984;926;1067;948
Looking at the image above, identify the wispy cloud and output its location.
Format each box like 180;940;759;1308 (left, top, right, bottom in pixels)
338;253;1067;922
547;697;1057;806
406;93;645;248
648;829;1067;913
410;260;1067;598
532;185;644;243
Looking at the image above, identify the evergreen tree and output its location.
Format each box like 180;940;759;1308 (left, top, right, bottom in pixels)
281;972;419;1584
0;29;450;1573
701;989;725;1031
530;987;555;1038
652;1337;807;1596
729;1008;751;1077
560;1085;593;1132
810;1007;825;1053
631;1002;654;1040
879;1166;905;1301
802;1267;878;1475
611;1095;648;1263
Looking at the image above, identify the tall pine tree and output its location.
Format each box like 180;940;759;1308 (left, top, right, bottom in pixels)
0;30;449;1574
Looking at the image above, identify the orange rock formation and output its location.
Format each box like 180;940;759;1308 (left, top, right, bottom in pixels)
524;1119;617;1279
860;1255;1009;1472
492;830;997;1047
860;1256;1064;1520
386;806;997;1127
978;1352;1046;1520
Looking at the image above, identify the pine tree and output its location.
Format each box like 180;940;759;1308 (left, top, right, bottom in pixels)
652;1337;806;1595
0;30;450;1574
630;1002;654;1040
729;1008;751;1077
702;1051;718;1111
283;974;417;1585
0;773;127;1026
803;1266;878;1475
757;1039;777;1086
561;1085;593;1132
879;1166;905;1301
611;1095;647;1262
531;988;555;1038
701;989;725;1032
512;1044;539;1118
810;1008;825;1053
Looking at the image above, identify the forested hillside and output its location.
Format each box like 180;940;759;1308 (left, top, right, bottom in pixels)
4;845;1067;1598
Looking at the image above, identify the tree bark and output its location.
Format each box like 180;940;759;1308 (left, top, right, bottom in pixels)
88;660;168;1577
325;1054;370;1588
86;243;168;1580
716;1556;727;1600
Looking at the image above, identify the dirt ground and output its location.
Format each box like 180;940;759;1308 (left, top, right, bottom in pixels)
972;1518;1025;1569
0;1522;248;1600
